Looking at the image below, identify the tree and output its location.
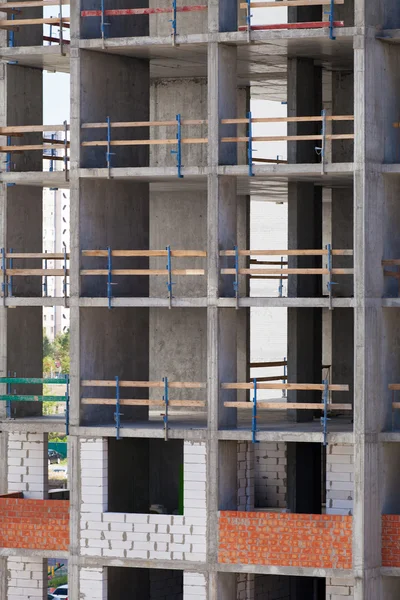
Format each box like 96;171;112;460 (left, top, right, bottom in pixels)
43;332;53;359
42;329;70;375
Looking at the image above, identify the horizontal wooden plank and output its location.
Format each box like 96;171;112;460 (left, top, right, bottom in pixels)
393;402;400;408
222;115;353;124
240;0;344;7
254;375;287;382
222;134;354;143
0;144;68;151
82;5;206;17
0;124;69;134
224;402;352;410
81;380;206;389
81;399;206;407
0;1;69;9
82;249;206;258
250;260;288;265
6;268;68;276
220;249;353;257
81;137;207;147
82;119;206;129
239;20;344;31
80;269;204;276
5;253;67;259
221;383;349;391
250;361;287;368
389;385;400;391
382;259;400;266
221;268;354;275
0;16;69;25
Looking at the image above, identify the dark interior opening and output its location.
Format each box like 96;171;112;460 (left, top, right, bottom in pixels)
108;438;183;515
108;567;183;600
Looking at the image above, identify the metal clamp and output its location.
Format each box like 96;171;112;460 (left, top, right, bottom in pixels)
166;245;175;309
252;378;259;444
321;378;329;446
65;374;70;435
247;111;254;177
171;114;183;178
169;0;177;45
114;375;123;440
162;376;169;441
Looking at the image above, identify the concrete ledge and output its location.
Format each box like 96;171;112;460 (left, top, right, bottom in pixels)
217;562;354;578
0;548;68;559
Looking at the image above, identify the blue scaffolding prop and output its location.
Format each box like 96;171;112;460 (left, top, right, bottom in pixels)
326;243;337;310
100;0;110;42
65;374;70;435
49;133;55;172
106;116;114;178
170;0;177;44
252;378;259;444
325;0;336;40
166;245;175;308
247;111;254;177
171;114;183;178
8;249;13;298
63;244;68;307
321;379;329;446
114;375;122;440
43;251;48;297
163;376;169;441
282;356;287;398
8;13;15;47
245;0;252;42
5;135;12;173
278;256;284;297
107;246;113;309
233;245;239;309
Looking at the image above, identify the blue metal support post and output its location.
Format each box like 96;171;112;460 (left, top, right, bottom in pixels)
278;256;284;297
163;376;169;441
1;248;6;306
246;0;252;42
326;0;336;40
43;251;48;297
100;0;110;43
171;114;183;178
8;249;12;298
107;246;113;309
65;374;70;435
252;378;259;444
170;0;177;45
233;245;239;309
114;375;122;440
63;244;68;307
282;356;287;398
326;243;337;311
247;112;254;177
166;245;174;309
106;116;114;179
8;13;15;47
321;379;329;446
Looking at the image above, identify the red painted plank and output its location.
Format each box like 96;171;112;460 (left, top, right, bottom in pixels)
81;5;207;17
239;20;344;30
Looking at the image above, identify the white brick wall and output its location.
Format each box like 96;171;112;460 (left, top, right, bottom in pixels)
326;444;354;516
255;442;287;509
237;442;254;511
80;439;206;562
80;567;107;600
184;572;206;600
326;577;354;600
7;433;47;499
7;556;46;600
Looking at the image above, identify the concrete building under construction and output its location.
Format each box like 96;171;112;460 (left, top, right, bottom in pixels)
1;0;400;598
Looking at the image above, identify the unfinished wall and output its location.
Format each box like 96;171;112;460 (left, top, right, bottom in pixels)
80;439;206;561
326;444;354;516
326;578;354;600
7;433;47;499
80;567;107;600
255;442;287;509
184;572;207;600
7;557;46;600
237;442;254;511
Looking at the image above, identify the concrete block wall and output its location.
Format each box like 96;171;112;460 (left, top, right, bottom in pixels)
326;577;354;600
237;573;255;600
183;573;206;600
80;567;107;600
237;442;254;511
7;433;47;499
7;556;46;600
255;442;287;509
326;444;354;516
150;569;183;599
80;439;206;561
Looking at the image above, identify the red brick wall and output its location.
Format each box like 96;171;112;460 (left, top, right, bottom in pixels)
382;515;400;567
219;511;352;569
0;498;69;551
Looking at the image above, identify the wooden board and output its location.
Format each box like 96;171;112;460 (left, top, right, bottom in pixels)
82;249;206;258
80;268;205;276
389;385;400;390
0;16;69;25
221;268;354;275
0;124;69;133
220;249;353;257
81;380;206;389
81;398;206;407
222;115;353;124
5;252;67;259
0;1;69;9
82;119;206;129
250;361;287;368
6;268;68;276
224;402;352;410
240;0;344;7
221;382;349;391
